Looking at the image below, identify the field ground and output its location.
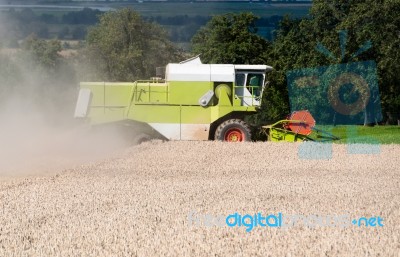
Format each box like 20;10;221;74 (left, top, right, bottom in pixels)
0;141;399;256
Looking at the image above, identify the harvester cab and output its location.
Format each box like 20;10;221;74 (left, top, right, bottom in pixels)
234;67;266;107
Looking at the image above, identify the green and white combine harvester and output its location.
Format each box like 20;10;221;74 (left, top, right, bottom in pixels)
74;57;338;143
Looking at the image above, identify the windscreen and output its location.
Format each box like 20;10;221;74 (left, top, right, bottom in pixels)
246;73;265;97
235;72;265;106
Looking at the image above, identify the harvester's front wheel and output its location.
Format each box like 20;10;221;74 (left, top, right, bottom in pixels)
214;119;251;142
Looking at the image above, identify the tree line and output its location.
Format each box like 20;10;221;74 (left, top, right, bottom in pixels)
0;7;283;47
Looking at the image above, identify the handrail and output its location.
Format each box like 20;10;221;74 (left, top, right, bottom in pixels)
233;85;261;106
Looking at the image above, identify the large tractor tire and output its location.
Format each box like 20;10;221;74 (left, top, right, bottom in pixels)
214;119;251;142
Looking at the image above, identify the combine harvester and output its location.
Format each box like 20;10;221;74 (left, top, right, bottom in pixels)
74;57;337;143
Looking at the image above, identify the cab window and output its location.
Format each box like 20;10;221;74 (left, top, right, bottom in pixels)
246;74;264;97
235;73;246;87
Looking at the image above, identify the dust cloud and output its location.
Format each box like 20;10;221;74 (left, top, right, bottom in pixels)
0;13;128;177
0;95;129;177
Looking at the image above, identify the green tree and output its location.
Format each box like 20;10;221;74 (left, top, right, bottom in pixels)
260;0;400;124
191;12;270;64
340;0;400;118
0;35;77;114
20;34;62;72
84;8;183;81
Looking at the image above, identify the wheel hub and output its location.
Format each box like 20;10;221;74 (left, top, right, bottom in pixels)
225;129;244;142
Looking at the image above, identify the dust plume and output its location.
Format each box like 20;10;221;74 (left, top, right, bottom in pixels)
0;97;128;176
0;13;128;177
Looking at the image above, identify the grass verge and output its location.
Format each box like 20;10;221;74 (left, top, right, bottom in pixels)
313;125;400;144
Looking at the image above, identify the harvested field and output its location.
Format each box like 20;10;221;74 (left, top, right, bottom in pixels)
0;141;399;256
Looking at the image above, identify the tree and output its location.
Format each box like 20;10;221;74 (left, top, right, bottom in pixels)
191;12;270;64
62;8;102;25
340;0;400;120
20;34;62;71
260;0;400;124
84;8;183;81
0;34;77;114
